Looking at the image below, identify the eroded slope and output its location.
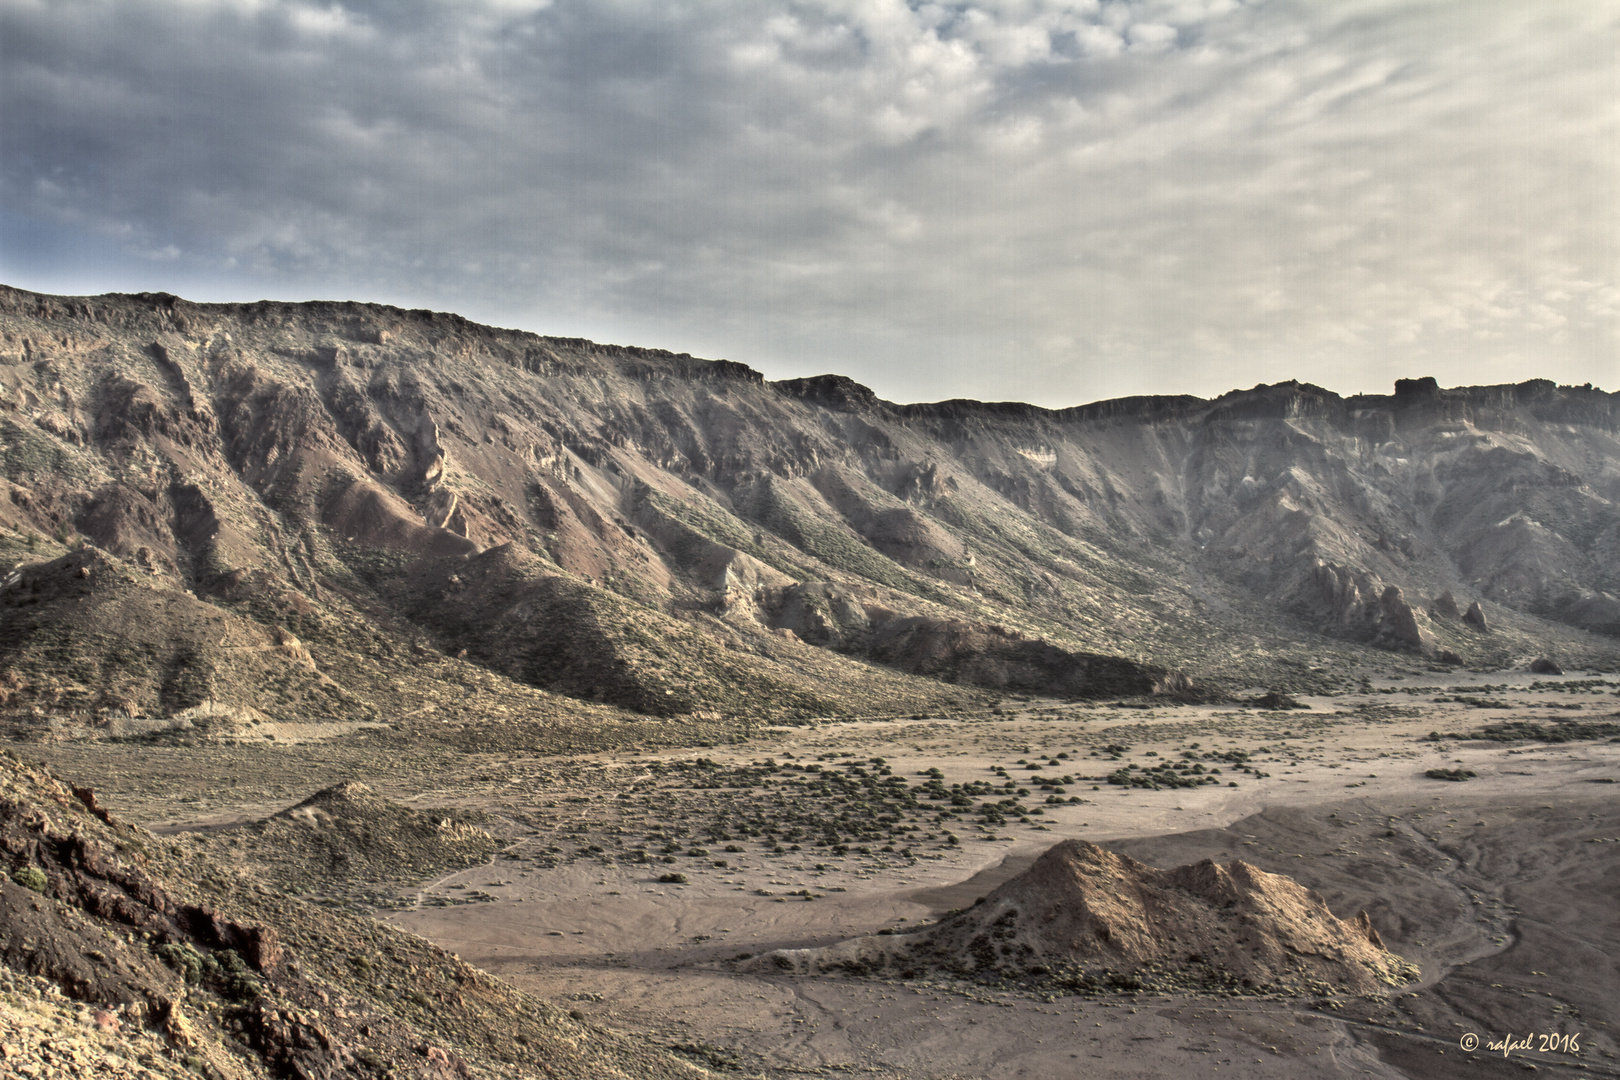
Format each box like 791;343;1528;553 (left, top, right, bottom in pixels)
0;286;1615;740
0;750;709;1078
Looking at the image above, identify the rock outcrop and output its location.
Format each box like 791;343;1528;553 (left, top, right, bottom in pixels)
1431;590;1462;619
1377;585;1431;652
0;752;712;1079
1314;562;1378;628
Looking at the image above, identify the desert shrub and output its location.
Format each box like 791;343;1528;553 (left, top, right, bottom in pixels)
214;948;259;1000
1425;768;1476;781
10;866;47;893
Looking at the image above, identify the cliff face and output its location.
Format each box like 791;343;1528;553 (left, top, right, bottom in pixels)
0;285;1616;729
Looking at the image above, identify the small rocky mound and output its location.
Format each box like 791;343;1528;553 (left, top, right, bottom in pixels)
1529;657;1564;675
196;782;501;903
759;840;1415;997
1249;691;1308;710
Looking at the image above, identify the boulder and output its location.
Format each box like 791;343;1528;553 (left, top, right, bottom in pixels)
1378;586;1428;651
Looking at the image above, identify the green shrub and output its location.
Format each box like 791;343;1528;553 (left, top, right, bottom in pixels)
10;866;47;893
1425;768;1476;781
155;942;217;985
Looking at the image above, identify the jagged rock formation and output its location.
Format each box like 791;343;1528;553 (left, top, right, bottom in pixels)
761;840;1416;997
1;286;1617;735
0;751;710;1078
1376;585;1430;652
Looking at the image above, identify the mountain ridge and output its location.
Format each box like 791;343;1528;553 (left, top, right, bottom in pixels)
1;284;1616;744
13;286;1614;419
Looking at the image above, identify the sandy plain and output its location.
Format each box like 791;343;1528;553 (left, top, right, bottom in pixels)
23;671;1620;1079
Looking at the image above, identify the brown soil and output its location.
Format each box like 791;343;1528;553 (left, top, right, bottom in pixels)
0;750;712;1079
2;286;1618;1079
776;839;1416;997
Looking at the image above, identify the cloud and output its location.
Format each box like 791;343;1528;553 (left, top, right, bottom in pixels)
1;0;1615;405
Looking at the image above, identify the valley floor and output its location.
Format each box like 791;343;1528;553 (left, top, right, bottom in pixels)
18;672;1620;1080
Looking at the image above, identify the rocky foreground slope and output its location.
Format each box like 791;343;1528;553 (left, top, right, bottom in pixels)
762;839;1416;998
0;750;710;1079
0;285;1616;740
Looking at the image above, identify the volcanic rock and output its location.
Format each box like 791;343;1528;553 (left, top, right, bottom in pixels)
0;752;712;1078
1377;586;1431;653
1313;562;1375;627
1431;590;1462;620
1463;601;1490;631
761;840;1416;997
1;284;1617;737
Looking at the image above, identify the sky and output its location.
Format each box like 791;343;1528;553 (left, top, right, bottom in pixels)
1;0;1615;408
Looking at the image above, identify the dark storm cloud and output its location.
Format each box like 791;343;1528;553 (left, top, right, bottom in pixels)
2;0;1615;405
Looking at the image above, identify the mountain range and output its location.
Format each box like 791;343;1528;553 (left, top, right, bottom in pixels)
1;285;1616;746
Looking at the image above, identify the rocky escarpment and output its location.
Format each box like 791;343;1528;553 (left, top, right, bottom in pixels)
0;750;711;1078
0;285;1615;739
760;839;1416;998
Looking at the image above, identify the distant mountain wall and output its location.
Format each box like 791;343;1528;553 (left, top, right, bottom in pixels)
1;285;1615;725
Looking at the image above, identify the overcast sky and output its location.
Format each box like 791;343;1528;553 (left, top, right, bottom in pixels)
2;1;1615;407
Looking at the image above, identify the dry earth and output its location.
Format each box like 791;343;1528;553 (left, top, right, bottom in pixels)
4;288;1620;1078
17;672;1618;1079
